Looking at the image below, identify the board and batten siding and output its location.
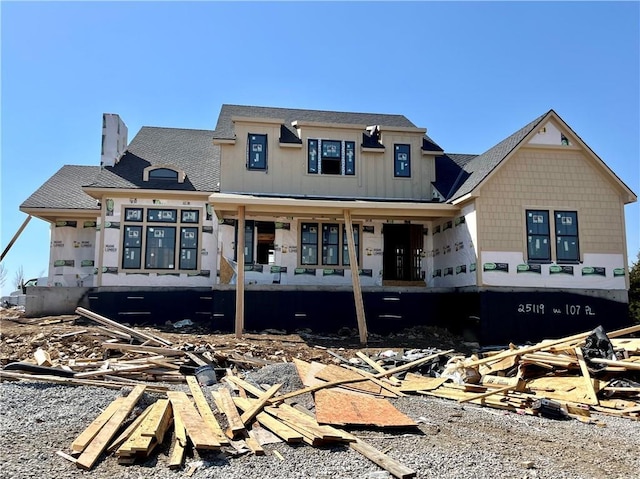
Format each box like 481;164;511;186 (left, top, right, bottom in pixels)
220;121;435;200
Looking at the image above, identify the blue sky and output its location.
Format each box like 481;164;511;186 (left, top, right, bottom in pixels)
1;1;638;295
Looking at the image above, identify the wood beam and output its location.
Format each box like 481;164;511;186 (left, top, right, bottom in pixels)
344;209;367;345
1;215;31;262
235;205;246;339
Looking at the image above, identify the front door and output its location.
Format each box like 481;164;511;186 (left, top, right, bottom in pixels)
382;224;424;281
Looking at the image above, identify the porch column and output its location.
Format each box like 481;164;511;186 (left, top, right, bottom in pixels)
235;205;245;338
344;209;368;345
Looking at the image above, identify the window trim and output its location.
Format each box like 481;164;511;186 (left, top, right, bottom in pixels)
307;138;356;176
524;208;581;264
299;221;361;269
394;144;411;178
247;133;268;171
143;165;186;183
121;206;201;272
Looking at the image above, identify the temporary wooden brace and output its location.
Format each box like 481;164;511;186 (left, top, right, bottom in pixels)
1;214;31;261
235;205;246;338
76;385;146;470
344;209;368;345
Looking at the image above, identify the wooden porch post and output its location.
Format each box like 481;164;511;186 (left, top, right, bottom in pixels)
344;209;368;345
235;206;245;338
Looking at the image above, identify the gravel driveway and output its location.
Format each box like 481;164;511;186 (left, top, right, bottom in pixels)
1;374;638;479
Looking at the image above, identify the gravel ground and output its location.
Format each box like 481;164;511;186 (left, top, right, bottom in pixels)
1;363;639;479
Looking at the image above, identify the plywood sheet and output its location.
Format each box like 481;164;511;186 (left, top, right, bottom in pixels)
314;389;417;427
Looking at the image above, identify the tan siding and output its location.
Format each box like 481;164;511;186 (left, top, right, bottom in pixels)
478;148;625;256
219;123;434;200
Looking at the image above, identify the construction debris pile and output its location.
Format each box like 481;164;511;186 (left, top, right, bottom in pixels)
1;307;639;478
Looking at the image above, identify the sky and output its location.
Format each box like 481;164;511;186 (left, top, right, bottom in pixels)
1;1;638;296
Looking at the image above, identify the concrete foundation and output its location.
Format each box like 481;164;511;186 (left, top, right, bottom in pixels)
24;286;91;317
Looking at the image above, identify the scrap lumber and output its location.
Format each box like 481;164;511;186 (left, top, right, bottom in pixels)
349;437;417;479
71;397;125;453
587;358;640;371
107;406;153;453
185;376;228;445
166;391;221;450
314;389;417;427
168;406;188;469
265;403;355;442
101;342;184;356
75;307;172;346
233;397;304;443
292;358;327;387
240;383;283;424
575;347;599;405
399;374;448;392
76;385;146;470
211;388;246;438
342;364;405;397
355;351;401;386
116;399;172;460
315;363;390;396
468;323;640;368
0;370;169;393
34;348;52;367
458;384;518;404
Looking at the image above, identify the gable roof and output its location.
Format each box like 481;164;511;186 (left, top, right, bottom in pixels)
447;112;548;202
20;165;101;211
446;110;636;204
212;104;418;142
88;127;219;192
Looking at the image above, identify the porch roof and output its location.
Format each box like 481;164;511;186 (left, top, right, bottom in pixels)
208;192;459;221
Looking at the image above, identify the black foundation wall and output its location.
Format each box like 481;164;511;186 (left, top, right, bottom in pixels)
86;287;629;345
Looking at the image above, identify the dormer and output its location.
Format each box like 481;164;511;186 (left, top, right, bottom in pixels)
143;165;186;183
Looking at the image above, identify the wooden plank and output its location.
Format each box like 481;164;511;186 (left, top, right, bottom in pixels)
235;205;245;338
372;350;455;379
342;364;404;397
76;385;146;470
315;363;386;396
168;406;188;469
468;323;640;367
71;397;125;452
211;388;246;437
350;437;416;479
166;391;221;450
266;403;355;442
101;342;184;356
344;208;368;345
185;376;228;445
355;352;401;386
458;385;517;404
107;405;153;453
575;347;599;406
34;348;52;367
399;376;448;392
75;364;157;379
138;399;173;442
588;358;640;370
0;370;168;392
224;375;268;398
314;389;416;427
75;307;172;346
240;383;282;424
233;397;304;443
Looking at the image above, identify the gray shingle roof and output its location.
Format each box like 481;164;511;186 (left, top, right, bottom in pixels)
448;111;549;201
21;165;101;210
213;104;418;141
89;127;219;192
433;153;476;199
